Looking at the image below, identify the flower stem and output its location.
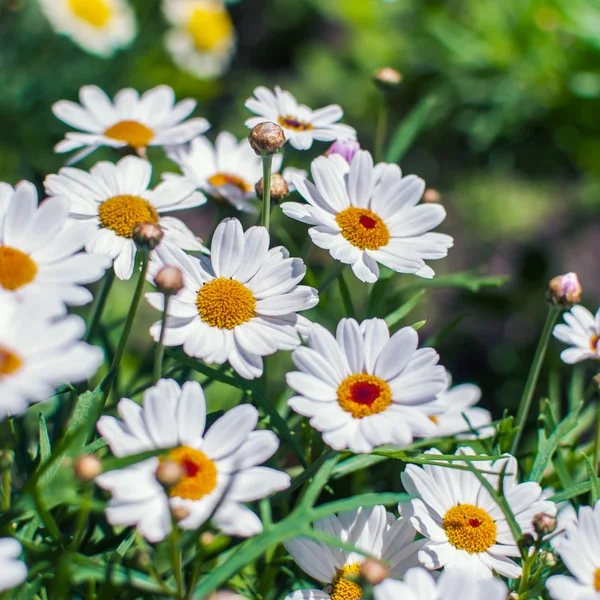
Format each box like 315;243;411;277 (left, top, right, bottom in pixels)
85;269;115;344
510;305;561;455
2;467;10;512
261;154;273;230
153;293;172;383
375;97;388;163
593;388;600;475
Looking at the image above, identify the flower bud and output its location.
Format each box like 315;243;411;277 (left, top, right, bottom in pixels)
155;460;183;487
548;272;582;307
518;532;535;551
200;531;217;546
532;512;557;537
423;188;441;203
255;174;289;204
208;592;246;600
135;550;153;571
374;67;402;91
132;222;163;250
248;122;286;156
539;550;557;567
154;265;184;295
359;558;389;585
171;505;191;521
74;454;103;481
0;451;13;471
325;139;361;164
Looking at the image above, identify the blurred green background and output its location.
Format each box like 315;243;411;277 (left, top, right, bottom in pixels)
2;0;600;428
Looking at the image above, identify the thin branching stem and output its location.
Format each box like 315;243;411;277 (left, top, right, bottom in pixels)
261;154;273;230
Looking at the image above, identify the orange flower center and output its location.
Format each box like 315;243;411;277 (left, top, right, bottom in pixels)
442;504;497;554
196;277;256;329
0;246;38;291
104;121;154;148
208;173;253;194
336;207;390;250
278;115;314;132
68;0;111;27
187;5;234;51
594;567;600;591
591;335;599;353
330;563;362;600
0;347;22;378
98;195;159;238
163;446;217;501
337;373;392;418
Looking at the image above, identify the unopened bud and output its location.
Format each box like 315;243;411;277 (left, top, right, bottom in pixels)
200;531;217;546
423;188;441;203
548;272;581;307
359;558;389;585
74;454;103;481
0;451;13;471
508;593;519;600
374;67;402;91
132;222;163;250
207;591;246;600
155;460;183;487
255;174;289;204
135;550;153;571
518;532;535;550
171;505;191;521
325;139;361;164
532;512;557;537
539;550;556;567
249;122;286;156
154;265;184;295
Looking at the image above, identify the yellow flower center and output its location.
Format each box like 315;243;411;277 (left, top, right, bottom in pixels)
442;504;497;554
337;373;392;419
163;446;217;501
429;415;439;424
591;335;599;353
330;563;362;600
196;277;256;329
208;173;253;194
0;246;38;291
187;6;234;51
336;207;390;251
68;0;111;28
98;195;159;238
0;347;22;378
278;115;314;132
594;567;600;591
104;121;154;148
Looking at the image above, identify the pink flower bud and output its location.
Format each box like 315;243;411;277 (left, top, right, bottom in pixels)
325;139;361;164
548;272;582;307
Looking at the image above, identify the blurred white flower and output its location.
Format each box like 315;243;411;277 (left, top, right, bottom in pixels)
52;85;210;163
245;86;356;151
45;156;207;281
284;506;423;600
281;151;453;283
0;292;103;418
0;181;109;313
96;379;290;542
553;305;600;363
38;0;136;58
286;317;447;453
166;132;283;213
163;0;236;79
400;447;557;580
0;538;27;592
145;218;318;379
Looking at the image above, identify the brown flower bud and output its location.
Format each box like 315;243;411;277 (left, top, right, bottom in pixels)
74;454;103;481
532;512;557;537
171;505;191;521
132;222;163;250
359;558;389;585
154;265;184;295
518;532;535;550
155;460;183;487
374;67;402;91
207;592;245;600
548;272;582;307
255;174;289;204
423;188;441;203
248;122;286;156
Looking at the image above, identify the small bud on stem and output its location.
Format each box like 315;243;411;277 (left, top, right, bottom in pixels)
423;188;441;203
360;558;389;585
547;272;581;307
373;67;402;91
132;222;163;250
325;139;360;164
155;460;183;487
255;174;289;204
154;265;184;295
532;512;557;537
74;454;103;481
249;122;286;156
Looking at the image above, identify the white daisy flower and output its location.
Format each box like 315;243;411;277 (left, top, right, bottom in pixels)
0;538;27;592
0;292;103;418
52;85;210;163
0;181;110;313
284;506;424;600
44;156;207;281
280;150;453;283
374;567;508;600
286;317;447;454
96;378;290;542
245;86;356;151
163;0;236;80
553;305;600;364
145;218;318;379
427;374;494;440
399;447;556;580
546;501;600;600
38;0;136;58
166;132;283;213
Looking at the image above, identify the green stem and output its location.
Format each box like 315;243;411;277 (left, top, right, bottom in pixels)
85;270;116;343
375;97;388;163
594;396;600;475
510;305;561;455
153;294;172;383
2;467;10;512
261;155;273;230
170;526;184;599
338;270;356;318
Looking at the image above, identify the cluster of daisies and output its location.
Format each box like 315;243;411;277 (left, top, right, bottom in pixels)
37;0;236;78
0;80;585;599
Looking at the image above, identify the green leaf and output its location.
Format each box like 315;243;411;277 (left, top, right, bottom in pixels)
400;271;508;294
582;453;600;504
549;479;599;503
311;493;410;519
38;414;51;466
412;319;427;331
385;95;437;164
332;454;388;479
303;529;371;557
102;448;165;472
384;290;425;330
